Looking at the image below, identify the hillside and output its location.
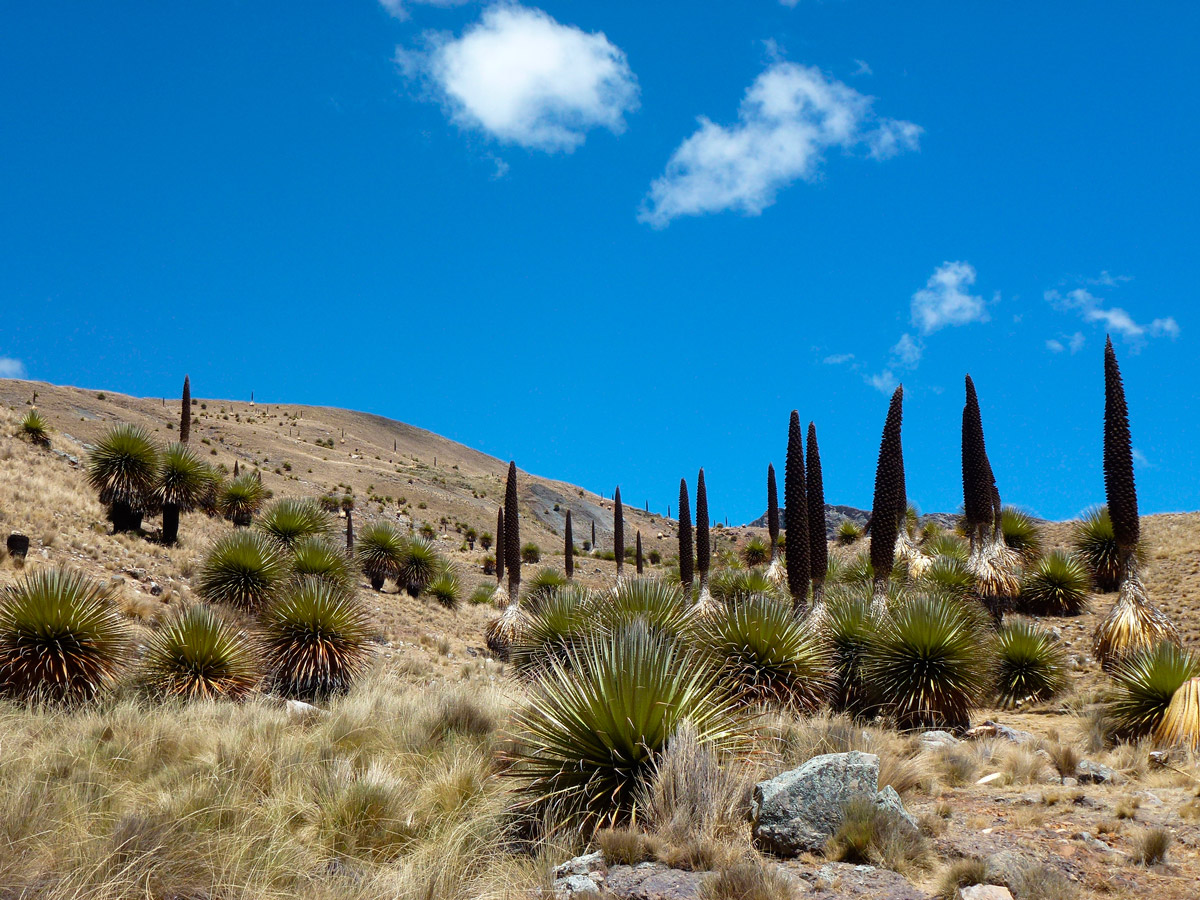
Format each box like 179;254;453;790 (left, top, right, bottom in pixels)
3;379;1200;900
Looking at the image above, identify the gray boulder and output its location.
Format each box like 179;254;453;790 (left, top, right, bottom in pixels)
752;751;917;856
1075;759;1117;784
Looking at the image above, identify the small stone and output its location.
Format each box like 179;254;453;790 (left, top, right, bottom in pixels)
976;772;1004;785
920;730;960;750
1075;760;1117;784
286;699;325;722
1133;790;1163;807
957;886;1014;900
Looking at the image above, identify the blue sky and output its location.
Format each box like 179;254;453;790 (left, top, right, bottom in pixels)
2;1;1197;524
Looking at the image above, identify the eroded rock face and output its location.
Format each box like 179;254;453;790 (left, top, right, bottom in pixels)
752;751;917;856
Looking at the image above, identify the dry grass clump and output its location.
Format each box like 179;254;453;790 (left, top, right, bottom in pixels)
699;860;797;900
823;797;929;876
0;669;537;900
1131;826;1172;866
936;857;986;900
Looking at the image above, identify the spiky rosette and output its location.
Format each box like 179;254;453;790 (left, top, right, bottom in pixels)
525;567;569;611
1106;641;1200;742
197;531;290;612
504;621;743;832
291;536;354;592
1092;568;1180;671
427;565;461;609
709;567;780;605
993;620;1068;708
598;578;693;639
835;520;863;545
784;413;810;607
865;592;993;730
1000;508;1043;563
921;555;977;602
1103;337;1140;554
695;593;831;711
156;441;212;545
354;521;405;591
256;498;333;550
677;478;694;591
869;388;905;612
19;409;50;447
1155;677;1200;751
219;473;266;527
143;604;259;701
509;584;594;676
260;579;372;700
1072;507;1130;592
0;568;129;704
397;536;443;598
741;537;771;568
87;423;160;531
806;422;828;596
824;591;877;718
1017;551;1091;616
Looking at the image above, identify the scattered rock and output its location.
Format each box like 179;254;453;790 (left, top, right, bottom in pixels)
957;886;1013;900
875;785;919;830
1134;790;1163;807
1074;832;1117;854
605;862;708;900
965;721;1036;744
920;730;960;750
285;700;325;722
784;861;932;898
982;850;1031;892
753;751;917;856
1075;760;1117;785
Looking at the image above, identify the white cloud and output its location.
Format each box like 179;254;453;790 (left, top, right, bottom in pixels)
638;61;919;227
0;357;27;378
890;333;922;369
823;352;855;365
852;59;873;77
1045;286;1181;344
380;0;470;21
396;4;639;152
911;261;989;335
1069;331;1086;353
1045;339;1064;353
865;369;898;394
1132;447;1151;469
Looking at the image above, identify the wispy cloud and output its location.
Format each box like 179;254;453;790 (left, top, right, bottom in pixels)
638;61;919;227
0;357;27;378
396;3;639;152
823;352;855;365
1045;284;1180;345
911;261;989;334
379;0;471;22
1045;331;1086;355
865;369;898;394
852;59;873;77
889;333;923;369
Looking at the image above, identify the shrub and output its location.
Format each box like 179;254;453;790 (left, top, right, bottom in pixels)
142;604;259;701
649;550;662;565
197;531;290;612
86;423;160;532
1000;507;1042;562
0;567;128;703
219;473;266;527
398;537;442;598
19;409;50;447
260;579;372;700
520;542;541;564
356;521;406;591
1107;642;1200;742
994;619;1068;707
291;536;354;592
427;566;461;609
740;537;770;567
1072;507;1129;592
468;583;495;606
506;623;741;831
695;593;830;711
256;498;332;549
479;532;493;551
1018;551;1091;616
865;593;992;730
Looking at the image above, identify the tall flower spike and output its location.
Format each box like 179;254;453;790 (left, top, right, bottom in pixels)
1104;336;1140;553
180;375;191;444
807;422;828;599
564;510;574;579
504;462;521;598
613;487;624;577
678;479;694;592
869;386;904;610
785;412;810;608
